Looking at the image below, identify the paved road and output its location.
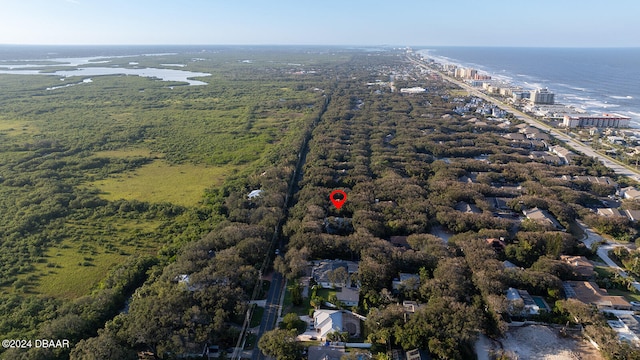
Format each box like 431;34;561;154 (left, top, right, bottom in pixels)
577;221;640;292
409;56;640;182
251;272;285;360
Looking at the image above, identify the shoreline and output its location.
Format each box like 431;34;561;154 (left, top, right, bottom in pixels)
416;48;640;128
408;54;640;183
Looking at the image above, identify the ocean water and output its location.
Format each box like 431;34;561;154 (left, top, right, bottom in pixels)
418;47;640;127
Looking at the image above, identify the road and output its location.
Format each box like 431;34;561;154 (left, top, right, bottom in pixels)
251;272;285;360
237;94;332;360
578;221;640;292
409;56;640;182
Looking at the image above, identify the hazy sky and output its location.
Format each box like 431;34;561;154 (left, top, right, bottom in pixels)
1;0;639;47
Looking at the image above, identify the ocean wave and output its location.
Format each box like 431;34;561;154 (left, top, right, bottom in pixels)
582;100;620;109
628;111;640;117
610;95;634;100
564;96;594;101
524;82;544;89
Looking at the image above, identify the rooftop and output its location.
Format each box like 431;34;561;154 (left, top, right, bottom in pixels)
564;281;632;310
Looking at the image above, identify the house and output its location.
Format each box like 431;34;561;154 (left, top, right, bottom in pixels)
568;175;618;188
392;273;420;292
506;288;540;315
503;133;526;141
528;151;562;165
335;287;360;307
312;260;359;288
247;189;263;199
313;310;361;339
624;209;640;222
597;208;624;218
402;301;424;314
389;236;410;249
522;207;563;229
491;197;511;211
597;208;640;222
608;314;640;345
560;255;595;279
549;145;577;164
621;187;640;200
406;349;431;360
454;201;482;214
323;217;353;234
563;281;632;310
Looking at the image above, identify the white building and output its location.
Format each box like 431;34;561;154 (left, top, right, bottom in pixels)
313;310;361;339
506;288;540;315
562;113;631;128
400;87;426;94
529;88;555;105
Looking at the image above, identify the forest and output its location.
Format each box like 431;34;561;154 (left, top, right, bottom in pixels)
0;47;337;359
2;47;640;360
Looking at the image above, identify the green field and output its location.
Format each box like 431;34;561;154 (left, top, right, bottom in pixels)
25;218;163;298
0;49;322;301
90;158;237;207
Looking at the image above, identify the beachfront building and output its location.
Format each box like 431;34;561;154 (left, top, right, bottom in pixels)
455;68;477;79
511;90;531;102
529;88;555;105
562;113;631;128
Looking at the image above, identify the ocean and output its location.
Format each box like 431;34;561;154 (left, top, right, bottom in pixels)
418;47;640;127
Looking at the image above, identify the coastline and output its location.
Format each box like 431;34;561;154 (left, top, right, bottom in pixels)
416;48;640;128
408;54;640;183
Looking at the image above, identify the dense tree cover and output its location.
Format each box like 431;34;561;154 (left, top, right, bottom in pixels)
278;51;639;358
0;48;335;359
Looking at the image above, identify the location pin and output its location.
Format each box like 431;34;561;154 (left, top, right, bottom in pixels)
329;190;347;210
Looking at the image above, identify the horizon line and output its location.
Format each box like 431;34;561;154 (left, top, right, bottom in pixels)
1;43;640;49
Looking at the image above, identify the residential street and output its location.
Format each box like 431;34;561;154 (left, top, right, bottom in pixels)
251;272;285;360
577;221;640;292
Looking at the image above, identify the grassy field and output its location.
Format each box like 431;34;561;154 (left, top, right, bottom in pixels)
90;158;238;207
28;218;163;298
0;117;40;139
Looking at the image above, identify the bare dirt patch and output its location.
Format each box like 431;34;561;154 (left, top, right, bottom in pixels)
499;325;603;360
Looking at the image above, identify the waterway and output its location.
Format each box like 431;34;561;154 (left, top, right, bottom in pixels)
0;51;210;86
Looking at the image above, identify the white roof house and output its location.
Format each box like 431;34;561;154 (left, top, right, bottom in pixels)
247;189;263;199
622;187;640;200
313;310;344;339
313;310;361;339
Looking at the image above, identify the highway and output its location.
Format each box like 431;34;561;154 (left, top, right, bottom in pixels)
409;56;640;182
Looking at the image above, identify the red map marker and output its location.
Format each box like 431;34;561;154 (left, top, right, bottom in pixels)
329;190;347;210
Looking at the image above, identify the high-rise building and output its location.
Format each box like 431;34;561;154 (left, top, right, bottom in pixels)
529;88;555;105
562;113;631;128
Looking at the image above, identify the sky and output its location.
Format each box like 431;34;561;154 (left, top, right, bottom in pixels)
1;0;639;47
